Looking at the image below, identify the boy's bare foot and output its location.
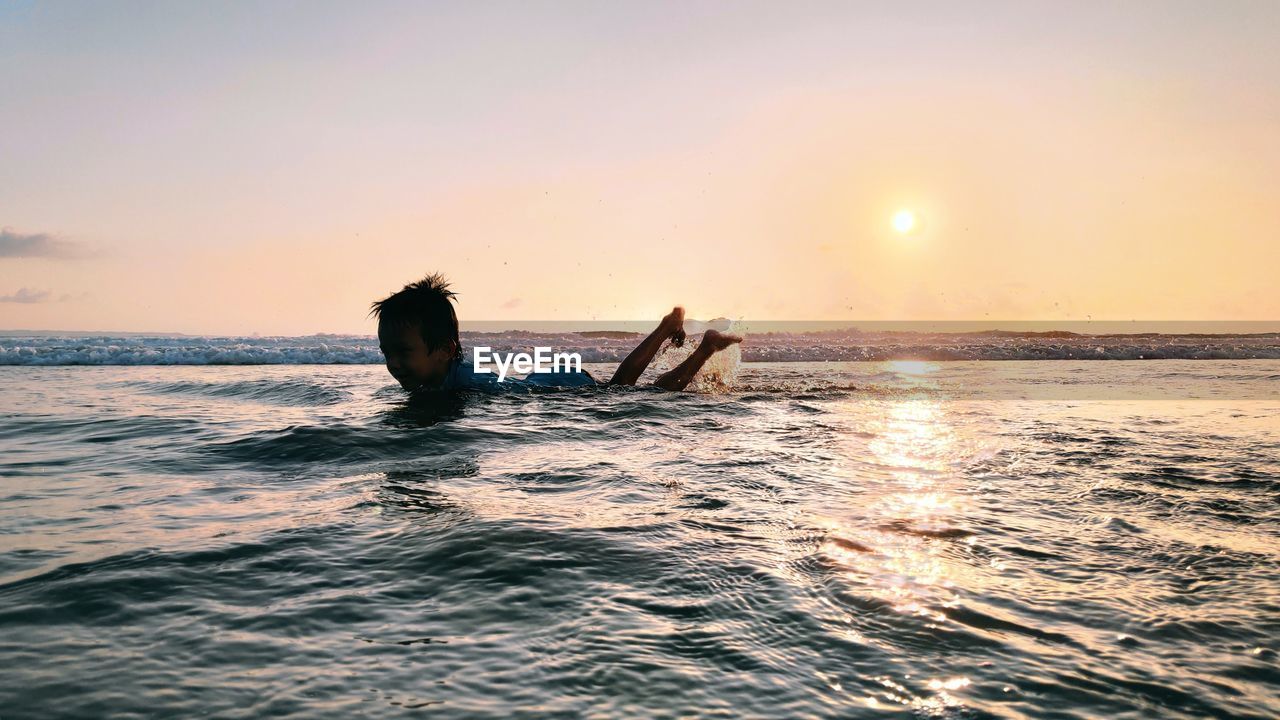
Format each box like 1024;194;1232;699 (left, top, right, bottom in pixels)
699;328;742;353
607;306;689;386
652;327;743;391
660;306;686;347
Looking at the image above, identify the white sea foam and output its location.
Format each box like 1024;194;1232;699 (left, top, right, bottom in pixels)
1;331;1278;365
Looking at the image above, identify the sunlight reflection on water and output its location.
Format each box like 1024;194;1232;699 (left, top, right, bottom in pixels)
823;390;984;711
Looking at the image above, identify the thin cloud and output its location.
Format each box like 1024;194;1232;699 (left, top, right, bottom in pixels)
0;287;52;303
0;228;84;259
500;297;523;310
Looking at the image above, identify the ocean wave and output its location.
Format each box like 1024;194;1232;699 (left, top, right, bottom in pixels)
0;336;379;365
125;379;352;406
1;332;1279;365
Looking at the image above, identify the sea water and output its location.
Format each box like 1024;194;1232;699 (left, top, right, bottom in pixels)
1;355;1277;718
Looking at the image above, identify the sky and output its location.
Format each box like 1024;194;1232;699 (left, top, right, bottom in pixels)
1;1;1277;334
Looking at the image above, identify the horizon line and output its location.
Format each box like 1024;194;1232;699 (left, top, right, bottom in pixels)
4;320;1280;339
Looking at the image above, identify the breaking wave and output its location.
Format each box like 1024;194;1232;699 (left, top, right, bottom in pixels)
1;330;1278;365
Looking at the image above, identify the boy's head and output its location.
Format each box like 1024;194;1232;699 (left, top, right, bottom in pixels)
370;273;462;392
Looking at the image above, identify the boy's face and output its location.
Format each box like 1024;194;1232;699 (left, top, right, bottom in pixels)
377;321;455;392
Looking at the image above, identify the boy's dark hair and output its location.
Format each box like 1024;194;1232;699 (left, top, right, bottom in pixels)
370;273;463;359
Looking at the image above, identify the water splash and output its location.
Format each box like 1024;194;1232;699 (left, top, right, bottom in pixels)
647;322;745;392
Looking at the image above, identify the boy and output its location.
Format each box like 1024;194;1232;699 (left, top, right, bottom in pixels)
372;273;742;392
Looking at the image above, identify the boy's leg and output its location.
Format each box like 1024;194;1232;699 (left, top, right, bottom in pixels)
607;307;686;386
653;329;742;391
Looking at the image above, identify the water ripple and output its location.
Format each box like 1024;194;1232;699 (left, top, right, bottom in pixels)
0;362;1277;718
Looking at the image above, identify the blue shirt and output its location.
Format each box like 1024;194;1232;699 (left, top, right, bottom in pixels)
440;358;599;392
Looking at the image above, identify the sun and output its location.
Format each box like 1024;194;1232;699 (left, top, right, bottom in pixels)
892;210;917;234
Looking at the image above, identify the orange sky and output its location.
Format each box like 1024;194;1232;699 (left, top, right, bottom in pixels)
2;2;1277;334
